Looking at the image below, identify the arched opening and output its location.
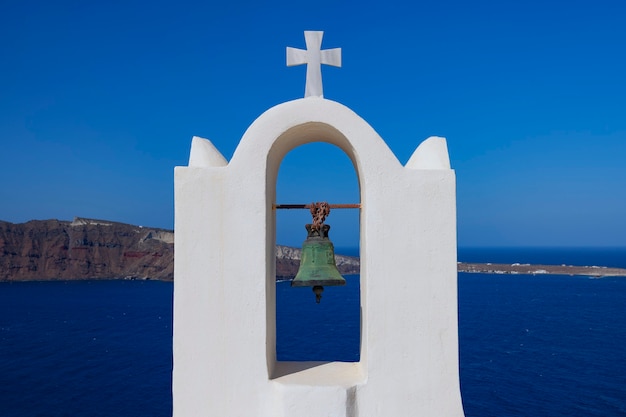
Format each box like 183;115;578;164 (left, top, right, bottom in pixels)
275;142;361;362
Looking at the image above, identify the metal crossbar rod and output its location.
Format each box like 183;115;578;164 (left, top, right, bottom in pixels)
273;204;360;209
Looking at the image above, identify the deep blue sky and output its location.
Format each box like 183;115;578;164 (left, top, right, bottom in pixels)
1;0;624;248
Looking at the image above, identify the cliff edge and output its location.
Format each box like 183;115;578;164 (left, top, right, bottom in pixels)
3;218;622;282
0;218;174;281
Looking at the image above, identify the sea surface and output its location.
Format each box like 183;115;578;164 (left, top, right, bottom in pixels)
1;247;625;416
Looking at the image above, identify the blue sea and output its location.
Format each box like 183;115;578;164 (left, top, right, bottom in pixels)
1;247;625;416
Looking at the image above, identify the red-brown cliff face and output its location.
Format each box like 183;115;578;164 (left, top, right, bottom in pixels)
0;218;174;281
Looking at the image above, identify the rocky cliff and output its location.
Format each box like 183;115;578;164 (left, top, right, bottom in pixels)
0;218;175;281
3;219;623;282
0;218;360;281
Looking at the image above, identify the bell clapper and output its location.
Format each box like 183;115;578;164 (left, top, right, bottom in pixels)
313;286;324;303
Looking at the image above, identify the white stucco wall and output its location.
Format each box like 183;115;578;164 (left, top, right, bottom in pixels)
173;97;464;417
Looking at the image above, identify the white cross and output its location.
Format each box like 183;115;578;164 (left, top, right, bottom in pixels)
287;31;341;98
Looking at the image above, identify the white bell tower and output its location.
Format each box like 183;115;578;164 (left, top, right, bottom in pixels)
173;31;464;417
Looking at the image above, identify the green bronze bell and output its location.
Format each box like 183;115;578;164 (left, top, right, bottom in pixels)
292;223;346;303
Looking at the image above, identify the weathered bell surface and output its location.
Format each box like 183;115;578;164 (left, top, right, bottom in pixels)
292;223;347;292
